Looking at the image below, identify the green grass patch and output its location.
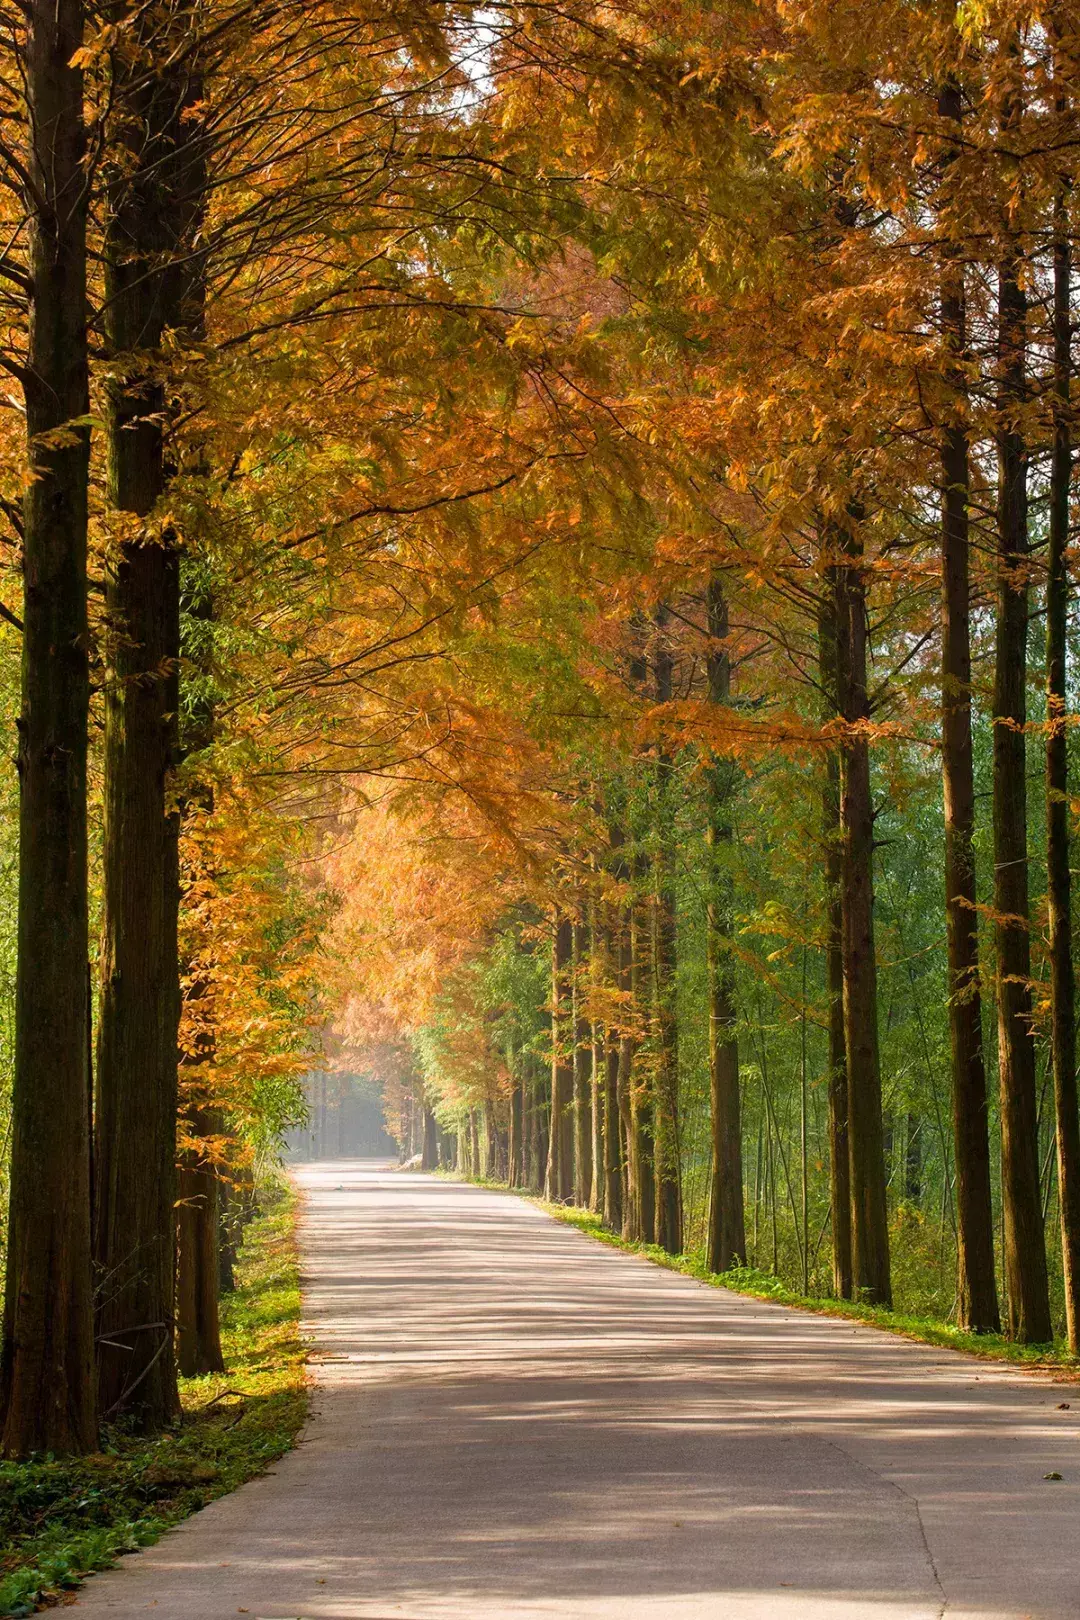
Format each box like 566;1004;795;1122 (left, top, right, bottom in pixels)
0;1179;308;1616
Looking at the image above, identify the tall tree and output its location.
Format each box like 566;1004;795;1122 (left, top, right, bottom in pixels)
936;74;1000;1335
704;575;745;1273
834;521;891;1306
992;46;1051;1343
94;0;203;1426
544;913;574;1202
818;583;851;1300
0;0;98;1459
651;606;682;1255
1046;29;1080;1353
572;915;592;1204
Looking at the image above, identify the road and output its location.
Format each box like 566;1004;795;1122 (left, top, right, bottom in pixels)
72;1160;1080;1618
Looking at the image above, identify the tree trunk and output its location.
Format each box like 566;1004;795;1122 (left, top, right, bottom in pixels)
937;76;1001;1335
509;1064;523;1187
94;2;208;1429
0;0;98;1458
704;575;745;1274
422;1105;438;1172
1046;54;1080;1354
544;915;574;1201
589;904;604;1212
572;918;592;1205
993;169;1052;1343
624;900;654;1241
652;607;682;1254
176;1110;225;1378
834;525;892;1306
818;586;852;1300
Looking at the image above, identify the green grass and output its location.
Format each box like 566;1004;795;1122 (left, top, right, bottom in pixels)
0;1180;308;1617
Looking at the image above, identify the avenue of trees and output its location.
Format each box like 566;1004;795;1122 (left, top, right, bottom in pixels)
1;0;1080;1461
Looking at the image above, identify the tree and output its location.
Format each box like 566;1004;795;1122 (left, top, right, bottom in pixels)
0;0;98;1459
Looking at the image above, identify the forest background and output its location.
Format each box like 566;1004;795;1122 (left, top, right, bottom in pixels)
1;0;1079;1462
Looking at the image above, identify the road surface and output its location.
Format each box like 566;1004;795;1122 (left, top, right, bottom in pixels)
73;1160;1080;1618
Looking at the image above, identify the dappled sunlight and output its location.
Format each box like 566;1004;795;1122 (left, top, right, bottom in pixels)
71;1165;1080;1618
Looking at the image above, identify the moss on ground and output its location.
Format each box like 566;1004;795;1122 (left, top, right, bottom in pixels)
0;1180;308;1616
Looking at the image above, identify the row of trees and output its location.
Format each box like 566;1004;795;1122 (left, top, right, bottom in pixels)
333;2;1080;1353
5;0;1080;1461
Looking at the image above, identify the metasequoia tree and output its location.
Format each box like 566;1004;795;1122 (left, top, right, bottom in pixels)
936;65;1000;1335
704;573;745;1274
0;0;98;1457
94;0;202;1429
991;30;1051;1344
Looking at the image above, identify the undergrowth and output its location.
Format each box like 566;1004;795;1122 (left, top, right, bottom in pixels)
0;1180;307;1616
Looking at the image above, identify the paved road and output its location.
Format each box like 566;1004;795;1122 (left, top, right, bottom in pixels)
73;1161;1080;1619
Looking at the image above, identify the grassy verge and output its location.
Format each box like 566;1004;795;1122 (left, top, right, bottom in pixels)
443;1169;1080;1377
0;1179;308;1617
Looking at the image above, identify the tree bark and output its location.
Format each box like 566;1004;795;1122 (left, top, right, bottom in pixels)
1046;48;1080;1355
834;524;892;1305
601;903;624;1228
544;915;574;1202
937;78;1001;1333
818;585;852;1300
93;0;210;1429
993;138;1052;1342
0;0;98;1458
176;1109;225;1378
624;899;654;1241
572;917;592;1205
652;607;682;1255
704;576;745;1273
589;903;604;1213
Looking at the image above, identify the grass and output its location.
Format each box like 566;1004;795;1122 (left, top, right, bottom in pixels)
0;1179;308;1617
440;1168;1080;1377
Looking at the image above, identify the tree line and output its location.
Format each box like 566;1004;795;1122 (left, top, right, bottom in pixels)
3;0;1080;1464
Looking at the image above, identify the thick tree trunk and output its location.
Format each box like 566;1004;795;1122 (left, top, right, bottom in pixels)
1046;72;1080;1353
652;608;682;1255
95;536;182;1428
993;212;1052;1343
544;916;574;1202
936;77;1001;1335
176;1110;225;1378
93;2;207;1429
572;918;592;1205
834;527;892;1306
0;0;98;1458
704;576;745;1274
818;587;852;1300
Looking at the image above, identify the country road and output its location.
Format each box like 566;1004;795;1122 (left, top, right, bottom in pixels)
72;1161;1080;1619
